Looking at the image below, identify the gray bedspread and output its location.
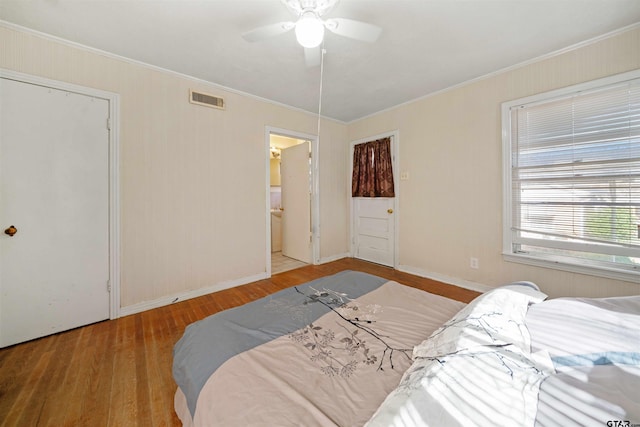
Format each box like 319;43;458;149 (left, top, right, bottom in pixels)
173;270;389;417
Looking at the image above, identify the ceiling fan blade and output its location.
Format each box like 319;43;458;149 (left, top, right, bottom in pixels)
324;18;382;43
304;47;321;67
242;21;295;42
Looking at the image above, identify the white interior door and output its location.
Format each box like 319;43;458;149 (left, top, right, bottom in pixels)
281;142;311;263
0;78;110;348
353;197;395;266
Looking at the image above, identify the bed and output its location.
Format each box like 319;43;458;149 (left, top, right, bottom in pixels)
172;270;640;426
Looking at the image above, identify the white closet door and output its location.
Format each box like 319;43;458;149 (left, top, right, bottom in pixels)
0;78;110;347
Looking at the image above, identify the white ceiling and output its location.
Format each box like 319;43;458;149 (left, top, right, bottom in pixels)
1;1;640;122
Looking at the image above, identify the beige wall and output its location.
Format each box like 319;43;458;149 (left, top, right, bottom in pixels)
348;27;640;298
3;23;638;307
0;25;349;308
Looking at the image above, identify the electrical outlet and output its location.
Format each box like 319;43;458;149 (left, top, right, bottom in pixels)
400;171;410;180
470;257;479;269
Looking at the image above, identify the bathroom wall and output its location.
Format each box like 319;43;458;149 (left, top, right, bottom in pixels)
270;187;282;210
269;158;281;186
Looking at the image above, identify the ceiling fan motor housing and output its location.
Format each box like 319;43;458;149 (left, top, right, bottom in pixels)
282;0;339;17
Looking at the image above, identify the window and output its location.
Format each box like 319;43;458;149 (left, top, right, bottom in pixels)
502;70;640;282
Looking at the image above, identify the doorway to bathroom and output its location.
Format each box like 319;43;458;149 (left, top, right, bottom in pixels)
265;127;319;275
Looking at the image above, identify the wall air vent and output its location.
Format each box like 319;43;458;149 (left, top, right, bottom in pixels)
189;89;225;110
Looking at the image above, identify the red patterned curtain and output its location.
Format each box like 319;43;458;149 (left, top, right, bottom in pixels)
351;137;395;197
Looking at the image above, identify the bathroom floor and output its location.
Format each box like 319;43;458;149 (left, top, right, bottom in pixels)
271;251;308;274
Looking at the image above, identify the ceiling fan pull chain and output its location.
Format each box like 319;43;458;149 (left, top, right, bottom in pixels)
316;42;326;145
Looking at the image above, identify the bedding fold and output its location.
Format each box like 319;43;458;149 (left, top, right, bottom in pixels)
365;284;552;427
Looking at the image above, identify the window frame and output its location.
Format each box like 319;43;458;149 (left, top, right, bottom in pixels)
501;69;640;283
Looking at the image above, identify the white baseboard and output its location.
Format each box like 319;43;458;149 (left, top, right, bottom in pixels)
118;272;269;317
118;262;491;318
318;252;350;264
396;264;493;294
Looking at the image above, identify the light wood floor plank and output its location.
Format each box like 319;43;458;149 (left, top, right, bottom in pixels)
3;348;53;426
0;258;480;426
107;315;138;427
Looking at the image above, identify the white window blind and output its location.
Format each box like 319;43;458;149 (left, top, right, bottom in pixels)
506;75;640;276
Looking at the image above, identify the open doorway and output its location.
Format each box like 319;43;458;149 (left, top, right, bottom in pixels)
266;128;319;275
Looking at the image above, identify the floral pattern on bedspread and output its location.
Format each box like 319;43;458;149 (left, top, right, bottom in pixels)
290;322;376;378
285;286;414;378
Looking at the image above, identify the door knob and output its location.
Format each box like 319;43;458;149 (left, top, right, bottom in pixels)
4;225;17;237
387;209;393;214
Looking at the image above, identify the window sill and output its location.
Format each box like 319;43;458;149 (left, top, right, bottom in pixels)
503;252;640;285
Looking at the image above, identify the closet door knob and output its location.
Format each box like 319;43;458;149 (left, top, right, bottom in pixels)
387;209;393;214
4;225;17;236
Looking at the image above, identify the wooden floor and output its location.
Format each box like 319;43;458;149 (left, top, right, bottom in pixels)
0;258;480;426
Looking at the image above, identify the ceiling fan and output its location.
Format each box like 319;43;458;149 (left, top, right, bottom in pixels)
242;0;382;66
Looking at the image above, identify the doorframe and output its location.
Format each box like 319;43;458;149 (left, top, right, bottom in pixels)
1;69;121;320
265;126;319;276
349;130;400;268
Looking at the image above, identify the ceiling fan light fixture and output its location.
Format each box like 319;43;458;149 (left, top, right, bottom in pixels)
295;12;324;48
